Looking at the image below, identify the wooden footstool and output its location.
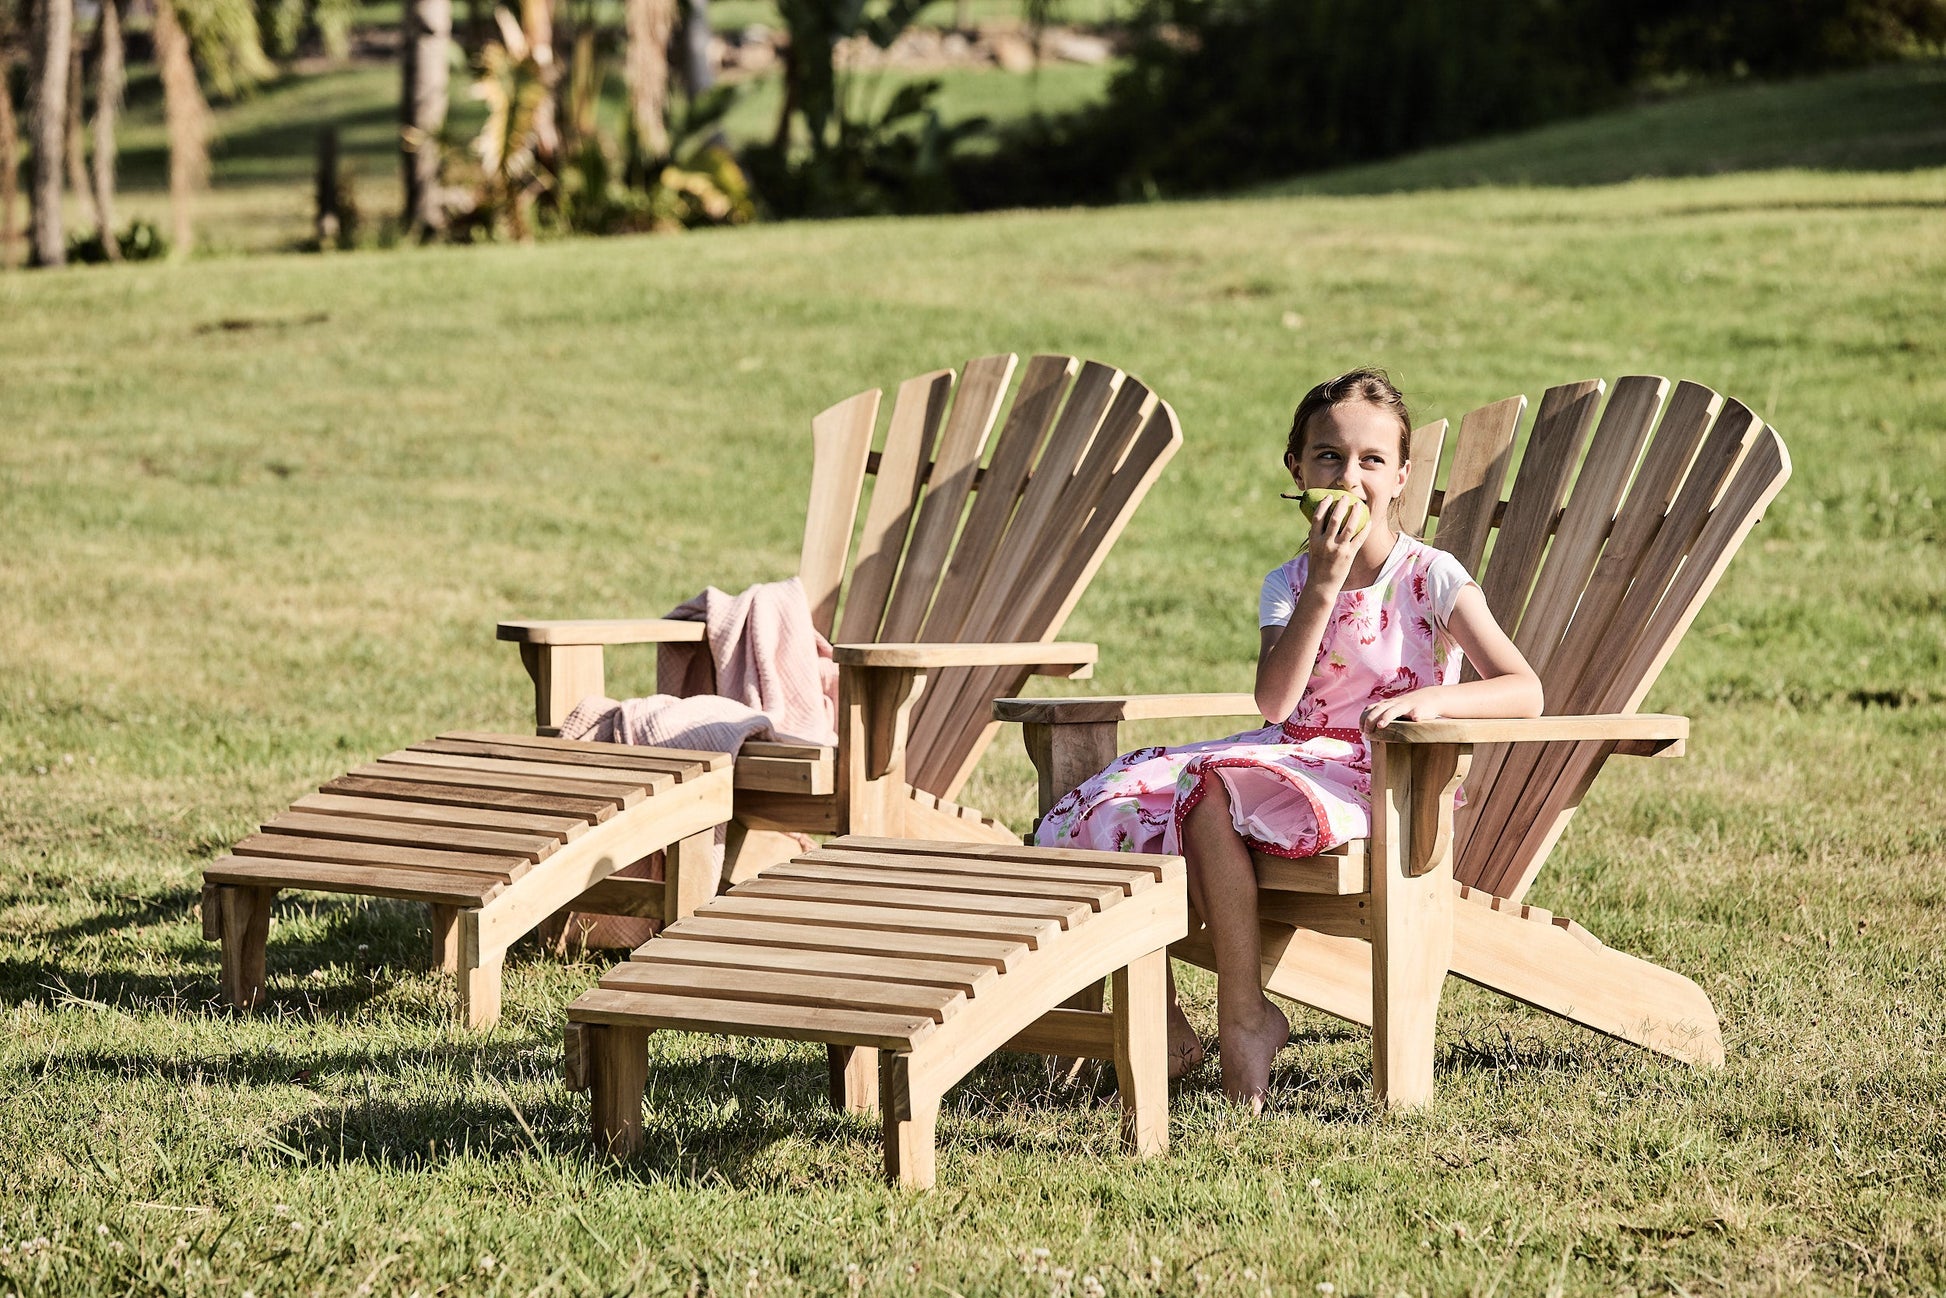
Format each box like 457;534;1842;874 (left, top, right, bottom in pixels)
201;732;734;1027
561;835;1189;1188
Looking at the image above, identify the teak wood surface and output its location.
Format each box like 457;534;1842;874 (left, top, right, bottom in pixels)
1003;376;1790;1107
498;355;1182;885
203;732;734;1028
563;836;1189;1188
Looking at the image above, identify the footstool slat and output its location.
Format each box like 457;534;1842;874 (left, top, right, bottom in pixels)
627;940;1001;997
439;731;731;771
231;833;529;879
415;738;712;780
570;987;936;1050
597;962;964;1022
759;861;1125;909
568;840;1189;1188
830;836;1172;880
810;847;1156;894
204;733;735;1029
206;855;506;906
323;774;619;822
347;762;647;807
377;750;672;792
705;896;1060;948
729;878;1095;929
262;812;563;861
292;792;590;839
658;915;1030;971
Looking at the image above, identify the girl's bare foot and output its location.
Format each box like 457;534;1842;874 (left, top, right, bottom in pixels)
1217;996;1290;1112
1166;998;1206;1080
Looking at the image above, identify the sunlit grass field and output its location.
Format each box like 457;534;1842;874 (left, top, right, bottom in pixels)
3;66;1945;1297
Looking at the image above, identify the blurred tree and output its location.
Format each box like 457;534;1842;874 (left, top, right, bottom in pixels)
0;0;21;267
88;0;122;258
401;0;451;234
28;0;70;265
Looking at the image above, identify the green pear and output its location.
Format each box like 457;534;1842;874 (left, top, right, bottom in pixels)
1293;487;1371;536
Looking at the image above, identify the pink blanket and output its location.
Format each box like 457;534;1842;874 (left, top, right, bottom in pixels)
553;577;838;948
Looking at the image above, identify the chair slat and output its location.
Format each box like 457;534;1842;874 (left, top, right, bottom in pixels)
1399;418;1448;536
1465;405;1771;897
232;832;523;878
762;860;1122;908
598;961;964;1022
919;398;1181;796
261;811;559;860
900;362;1124;788
910;379;1157;794
375;750;668;792
878;353;1019;643
1429;394;1525;573
627;939;1003;998
568;987;934;1051
1463;377;1626;832
289;792;587;838
836;369;955;644
1476;379;1606;638
205;855;505;907
345;761;642;808
319;774;616;822
659;913;1028;971
1484;426;1789;902
730;876;1094;927
412;736;709;779
1455;386;1735;888
798;387;882;638
919;355;1080;644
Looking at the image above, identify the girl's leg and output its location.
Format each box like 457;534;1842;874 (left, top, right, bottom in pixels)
1182;777;1289;1109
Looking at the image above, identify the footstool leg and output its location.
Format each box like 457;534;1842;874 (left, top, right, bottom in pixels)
456;909;504;1030
212;885;274;1011
430;904;460;972
1113;948;1169;1157
829;1045;879;1115
879;1052;938;1189
587;1025;649;1158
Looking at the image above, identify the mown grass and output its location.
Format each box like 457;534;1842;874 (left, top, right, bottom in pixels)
3;69;1946;1296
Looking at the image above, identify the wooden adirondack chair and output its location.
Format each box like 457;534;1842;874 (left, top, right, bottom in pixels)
500;354;1183;880
999;376;1791;1107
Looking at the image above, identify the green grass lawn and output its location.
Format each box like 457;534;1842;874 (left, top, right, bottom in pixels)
3;64;1945;1298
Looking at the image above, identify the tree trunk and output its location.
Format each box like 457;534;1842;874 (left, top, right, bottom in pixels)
625;0;675;159
29;0;72;266
63;10;85;201
679;0;713;97
400;0;450;236
152;0;207;256
89;0;121;258
1;45;21;269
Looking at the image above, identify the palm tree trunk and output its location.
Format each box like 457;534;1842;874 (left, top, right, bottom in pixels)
89;0;121;258
62;9;85;202
1;40;21;269
29;0;71;265
152;0;207;256
400;0;451;236
624;0;675;159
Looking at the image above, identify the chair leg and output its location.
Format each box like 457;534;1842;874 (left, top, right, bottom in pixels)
214;885;275;1011
879;1052;938;1189
588;1025;649;1158
430;904;460;972
1370;741;1456;1109
1112;948;1169;1156
828;1045;879;1114
456;909;504;1030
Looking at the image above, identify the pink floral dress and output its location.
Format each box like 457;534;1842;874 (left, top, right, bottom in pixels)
1035;536;1474;859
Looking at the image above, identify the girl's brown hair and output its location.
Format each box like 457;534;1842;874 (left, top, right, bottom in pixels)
1285;367;1412;465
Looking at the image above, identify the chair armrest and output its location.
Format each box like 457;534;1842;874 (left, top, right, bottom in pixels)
993;693;1261;725
497;618;706;647
1373;713;1688;755
833;641;1096;675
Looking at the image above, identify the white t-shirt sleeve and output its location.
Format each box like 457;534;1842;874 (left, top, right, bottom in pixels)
1425;548;1476;627
1259;559;1303;628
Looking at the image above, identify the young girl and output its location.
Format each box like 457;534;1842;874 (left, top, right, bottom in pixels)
1034;369;1543;1108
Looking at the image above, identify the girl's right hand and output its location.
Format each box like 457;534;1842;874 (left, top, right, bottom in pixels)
1306;495;1364;591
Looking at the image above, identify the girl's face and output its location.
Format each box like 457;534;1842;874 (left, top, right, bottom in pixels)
1284;400;1411;512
